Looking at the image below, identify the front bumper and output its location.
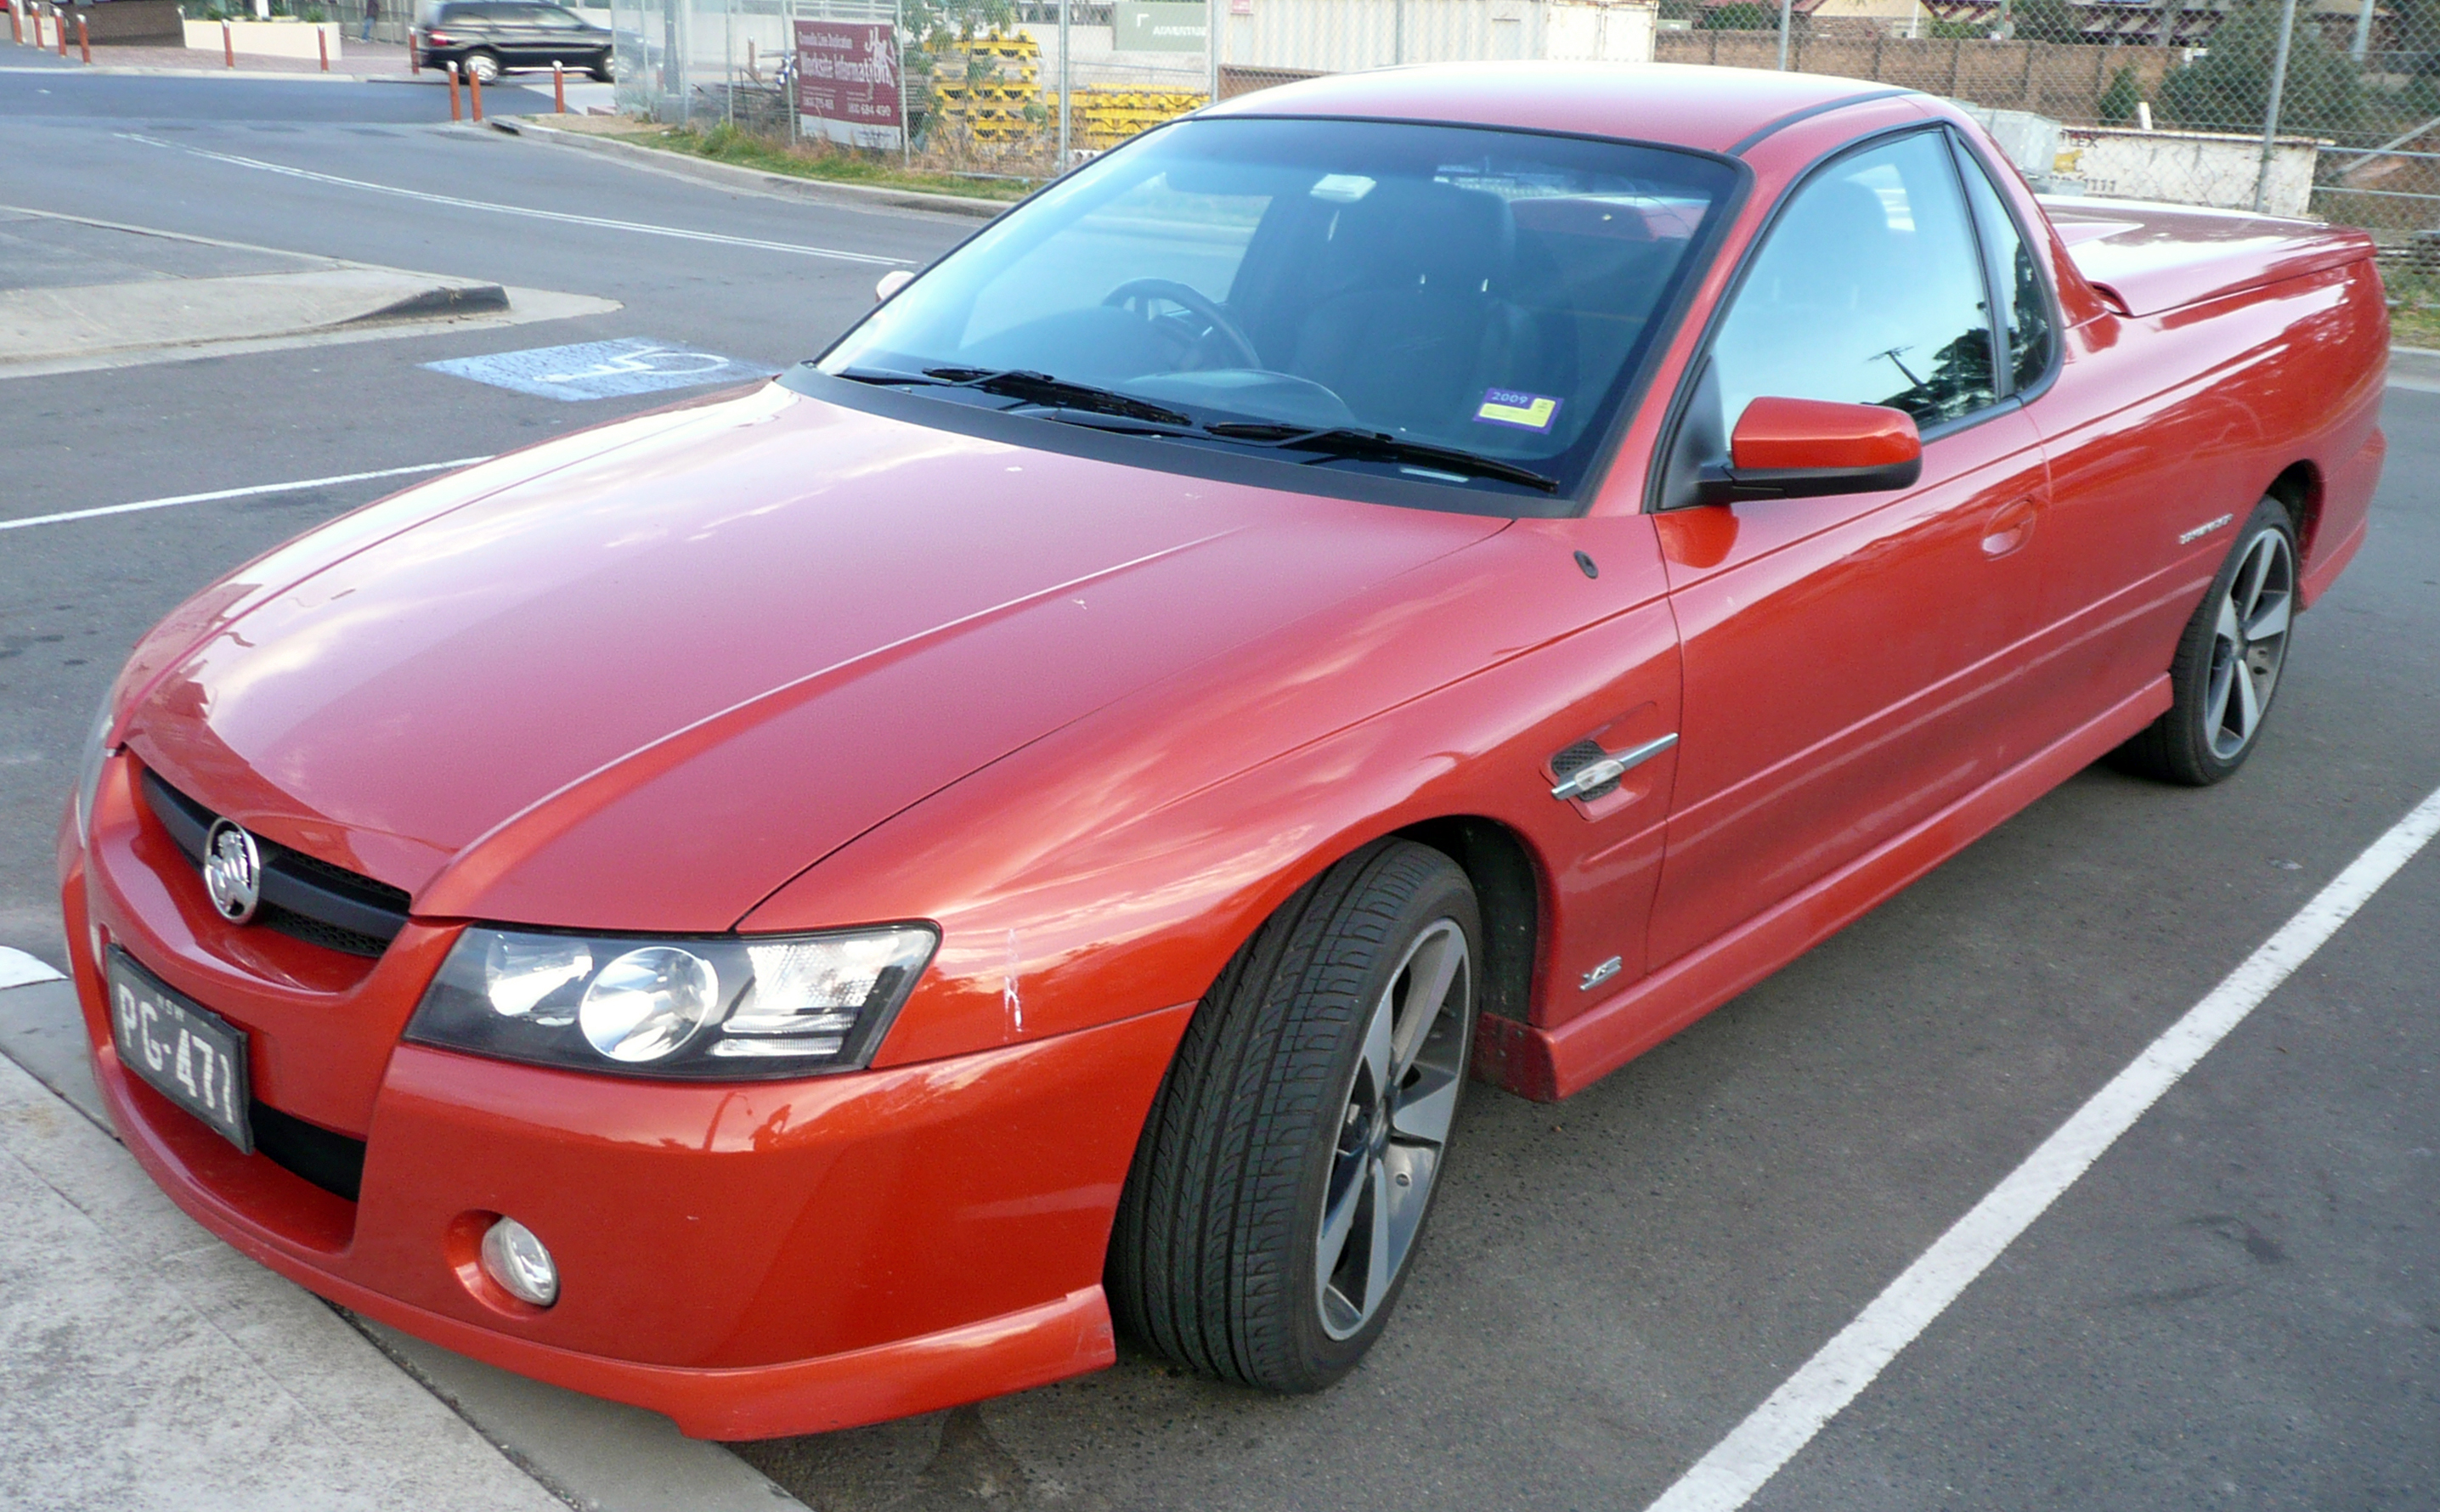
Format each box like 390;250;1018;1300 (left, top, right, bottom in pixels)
61;753;1189;1438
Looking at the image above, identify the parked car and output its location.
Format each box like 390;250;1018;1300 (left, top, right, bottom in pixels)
412;0;611;83
60;63;2384;1438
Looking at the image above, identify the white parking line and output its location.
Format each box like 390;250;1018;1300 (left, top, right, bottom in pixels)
0;457;493;533
1645;779;2440;1512
117;134;913;268
0;947;64;990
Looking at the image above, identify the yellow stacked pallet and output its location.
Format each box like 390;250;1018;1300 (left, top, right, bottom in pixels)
1061;86;1209;148
927;32;1045;144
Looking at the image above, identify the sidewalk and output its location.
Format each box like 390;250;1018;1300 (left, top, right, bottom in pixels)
0;955;809;1511
0;206;619;378
0;32;417;79
0;979;569;1512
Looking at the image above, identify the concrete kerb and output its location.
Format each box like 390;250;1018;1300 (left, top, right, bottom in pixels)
0;961;811;1512
506;116;1009;221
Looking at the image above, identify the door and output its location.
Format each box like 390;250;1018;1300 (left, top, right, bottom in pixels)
493;3;550;64
527;3;592;66
1646;128;2053;968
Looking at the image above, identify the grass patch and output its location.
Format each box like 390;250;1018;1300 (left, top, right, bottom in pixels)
641;124;1036;202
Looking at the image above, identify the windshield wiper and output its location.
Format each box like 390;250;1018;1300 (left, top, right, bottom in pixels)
1205;423;1558;494
833;365;1192;428
921;368;1192;427
833;366;952;386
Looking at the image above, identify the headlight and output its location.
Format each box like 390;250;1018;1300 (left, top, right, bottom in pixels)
404;922;937;1079
72;693;117;847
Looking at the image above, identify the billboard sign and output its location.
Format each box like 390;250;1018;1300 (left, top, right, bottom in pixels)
796;20;903;150
1113;1;1208;52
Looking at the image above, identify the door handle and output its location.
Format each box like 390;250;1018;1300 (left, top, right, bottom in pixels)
1981;497;2039;558
1550;733;1679;802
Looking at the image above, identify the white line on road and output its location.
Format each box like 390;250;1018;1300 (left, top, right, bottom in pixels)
1645;779;2440;1512
118;133;912;268
0;457;493;533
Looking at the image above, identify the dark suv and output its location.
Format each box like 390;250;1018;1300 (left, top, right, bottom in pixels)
413;3;613;84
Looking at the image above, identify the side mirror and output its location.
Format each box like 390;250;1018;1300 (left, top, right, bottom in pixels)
1697;397;1922;504
874;269;914;303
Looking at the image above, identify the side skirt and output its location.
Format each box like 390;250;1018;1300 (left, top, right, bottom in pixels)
1475;676;2172;1103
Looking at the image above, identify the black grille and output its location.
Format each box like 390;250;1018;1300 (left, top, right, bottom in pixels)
139;769;411;959
1550;738;1622;802
251;1099;365;1202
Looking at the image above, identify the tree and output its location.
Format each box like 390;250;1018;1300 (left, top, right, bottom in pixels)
2097;62;2145;122
2011;0;2087;44
2157;0;2369;137
1698;3;1779;30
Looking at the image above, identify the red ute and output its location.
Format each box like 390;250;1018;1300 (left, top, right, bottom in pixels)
58;64;2384;1436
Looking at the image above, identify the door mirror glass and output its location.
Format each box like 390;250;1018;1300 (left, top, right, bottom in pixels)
1699;397;1922;503
874;269;914;303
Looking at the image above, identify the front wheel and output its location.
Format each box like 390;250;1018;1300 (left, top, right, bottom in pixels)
2110;495;2298;785
1109;840;1479;1391
587;50;613;82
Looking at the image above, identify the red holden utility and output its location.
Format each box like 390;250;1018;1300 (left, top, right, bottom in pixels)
59;63;2384;1437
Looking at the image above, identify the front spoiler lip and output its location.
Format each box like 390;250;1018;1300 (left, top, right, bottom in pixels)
87;1039;1116;1439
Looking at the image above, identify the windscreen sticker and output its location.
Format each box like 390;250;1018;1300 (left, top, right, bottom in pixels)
1476;388;1562;432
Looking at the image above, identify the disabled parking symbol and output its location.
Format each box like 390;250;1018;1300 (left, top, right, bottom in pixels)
426;337;771;402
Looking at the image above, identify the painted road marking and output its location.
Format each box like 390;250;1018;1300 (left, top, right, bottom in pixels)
0;458;493;533
1644;778;2440;1512
426;337;768;401
118;134;912;268
0;948;65;990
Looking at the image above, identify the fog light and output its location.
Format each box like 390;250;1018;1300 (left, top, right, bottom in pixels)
479;1216;558;1307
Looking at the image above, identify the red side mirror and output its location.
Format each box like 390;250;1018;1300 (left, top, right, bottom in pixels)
1701;397;1923;503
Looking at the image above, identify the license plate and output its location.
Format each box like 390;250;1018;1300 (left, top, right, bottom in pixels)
107;949;252;1153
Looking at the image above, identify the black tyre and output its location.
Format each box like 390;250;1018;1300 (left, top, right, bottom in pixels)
1109;840;1479;1392
464;48;502;84
588;51;613;82
2110;495;2298;786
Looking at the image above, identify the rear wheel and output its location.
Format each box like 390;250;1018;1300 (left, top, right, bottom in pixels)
1109;840;1479;1391
2110;496;2298;786
464;48;502;84
588;51;614;82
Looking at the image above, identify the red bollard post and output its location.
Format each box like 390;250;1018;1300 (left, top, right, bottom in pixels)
467;64;483;122
54;7;66;57
222;18;234;67
446;60;461;121
317;25;328;71
76;13;88;63
551;59;563;115
9;5;21;47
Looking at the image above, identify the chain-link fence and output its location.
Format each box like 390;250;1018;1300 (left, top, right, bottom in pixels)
1664;0;2440;243
603;0;1222;174
595;0;2440;256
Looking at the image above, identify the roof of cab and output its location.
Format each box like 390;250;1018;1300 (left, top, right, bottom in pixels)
1198;62;1908;156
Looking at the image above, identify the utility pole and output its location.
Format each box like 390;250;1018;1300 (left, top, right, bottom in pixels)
2351;0;2376;60
1776;0;1791;68
1058;0;1070;171
2254;0;2299;211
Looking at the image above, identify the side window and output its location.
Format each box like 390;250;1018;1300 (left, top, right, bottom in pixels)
1709;132;1996;432
1956;144;2056;394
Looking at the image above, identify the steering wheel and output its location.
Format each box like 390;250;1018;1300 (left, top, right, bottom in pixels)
1101;278;1262;370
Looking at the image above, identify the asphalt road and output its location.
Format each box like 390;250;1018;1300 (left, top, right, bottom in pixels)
3;68;2435;1512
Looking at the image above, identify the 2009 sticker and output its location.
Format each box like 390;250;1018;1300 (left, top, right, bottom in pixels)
1476;387;1562;432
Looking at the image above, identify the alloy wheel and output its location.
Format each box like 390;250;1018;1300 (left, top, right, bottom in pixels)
2205;528;2294;760
1315;918;1470;1340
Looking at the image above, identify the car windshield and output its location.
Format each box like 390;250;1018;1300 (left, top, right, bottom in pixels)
807;116;1735;507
